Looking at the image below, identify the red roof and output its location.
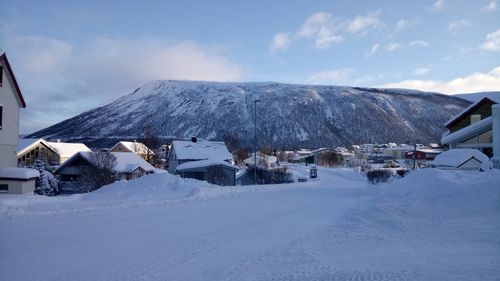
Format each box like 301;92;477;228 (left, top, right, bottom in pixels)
0;53;26;108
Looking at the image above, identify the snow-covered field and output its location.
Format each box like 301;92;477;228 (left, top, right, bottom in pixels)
1;167;499;281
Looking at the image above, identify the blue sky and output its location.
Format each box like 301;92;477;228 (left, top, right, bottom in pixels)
0;0;499;133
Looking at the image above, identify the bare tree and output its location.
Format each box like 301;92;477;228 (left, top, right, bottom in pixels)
80;152;117;192
139;126;161;166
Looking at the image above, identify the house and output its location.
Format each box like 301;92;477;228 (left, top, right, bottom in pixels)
55;152;155;192
110;141;154;161
404;148;442;160
432;149;492;171
16;138;91;167
441;97;499;165
17;138;59;167
167;138;237;185
244;152;277;168
0;53;38;194
0;167;39;194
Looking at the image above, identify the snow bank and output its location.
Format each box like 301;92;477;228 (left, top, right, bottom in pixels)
432;148;492;171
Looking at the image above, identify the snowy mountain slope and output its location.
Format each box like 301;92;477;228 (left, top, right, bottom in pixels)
454;91;500;102
27;80;470;148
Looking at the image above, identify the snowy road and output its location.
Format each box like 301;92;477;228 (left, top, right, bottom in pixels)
1;168;499;281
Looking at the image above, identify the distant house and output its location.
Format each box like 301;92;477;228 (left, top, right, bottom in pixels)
0;53;38;194
55;152;155;192
404;149;442;161
16;138;91;166
442;97;498;157
167;139;237;186
244;152;277;168
110;141;154;161
432;149;492;171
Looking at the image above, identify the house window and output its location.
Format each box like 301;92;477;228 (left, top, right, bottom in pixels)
0;184;8;192
470;114;481;124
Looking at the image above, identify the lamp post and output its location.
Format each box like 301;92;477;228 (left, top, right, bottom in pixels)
254;99;261;185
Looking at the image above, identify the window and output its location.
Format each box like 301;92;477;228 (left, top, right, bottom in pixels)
0;65;3;87
470;114;481;124
0;184;8;192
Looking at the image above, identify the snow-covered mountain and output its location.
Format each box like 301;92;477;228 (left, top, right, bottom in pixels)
27;80;470;148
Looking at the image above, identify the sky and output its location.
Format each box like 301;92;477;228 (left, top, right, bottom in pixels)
0;0;499;134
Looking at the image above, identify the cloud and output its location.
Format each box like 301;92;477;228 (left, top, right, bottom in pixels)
409;40;429;47
365;43;380;57
271;11;382;51
296;12;344;48
448;19;471;32
385;43;402;51
394;19;409;33
413;67;430;76
481;1;497;12
346;11;382;34
480;29;500;51
307;69;354;84
270;32;292;53
432;0;445;11
1;30;243;133
379;66;500;94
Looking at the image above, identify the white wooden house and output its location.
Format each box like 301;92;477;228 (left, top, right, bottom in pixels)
0;53;39;194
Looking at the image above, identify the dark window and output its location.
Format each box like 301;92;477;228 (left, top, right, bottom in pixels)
0;184;8;192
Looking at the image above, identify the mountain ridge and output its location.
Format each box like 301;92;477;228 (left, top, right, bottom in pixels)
27;80;470;149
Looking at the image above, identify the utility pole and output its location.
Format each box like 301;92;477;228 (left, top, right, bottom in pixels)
413;143;417;170
254;99;261;185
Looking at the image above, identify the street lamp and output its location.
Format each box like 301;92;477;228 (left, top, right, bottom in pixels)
254;99;261;184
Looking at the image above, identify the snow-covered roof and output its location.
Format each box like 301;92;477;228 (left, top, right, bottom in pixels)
432;149;491;170
176;159;238;171
0;167;39;180
171;140;232;162
441;116;492;145
46;141;91;159
112;152;155;173
16;138;55;156
56;152;154;174
445;97;497;128
111;141;154;155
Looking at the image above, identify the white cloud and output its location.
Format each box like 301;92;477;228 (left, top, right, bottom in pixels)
448;19;471;32
385;43;402;51
481;1;497;12
480;29;500;51
296;12;343;48
270;32;292;53
273;11;382;51
1;31;243;133
394;19;409;33
307;69;354;84
379;66;500;94
432;0;445;11
365;43;380;57
409;40;429;47
413;67;430;76
346;11;382;34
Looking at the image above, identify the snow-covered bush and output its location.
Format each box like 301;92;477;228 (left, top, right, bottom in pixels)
34;160;59;196
366;169;392;184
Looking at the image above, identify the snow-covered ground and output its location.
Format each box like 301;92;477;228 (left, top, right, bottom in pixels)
1;167;499;281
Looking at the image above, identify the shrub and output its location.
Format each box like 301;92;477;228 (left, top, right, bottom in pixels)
247;166;294;185
366;169;392;184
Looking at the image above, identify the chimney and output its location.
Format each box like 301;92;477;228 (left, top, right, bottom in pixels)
191;137;197;143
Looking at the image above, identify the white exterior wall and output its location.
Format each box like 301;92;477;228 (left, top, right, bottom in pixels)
0;60;21;168
492;104;500;168
0;179;35;194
